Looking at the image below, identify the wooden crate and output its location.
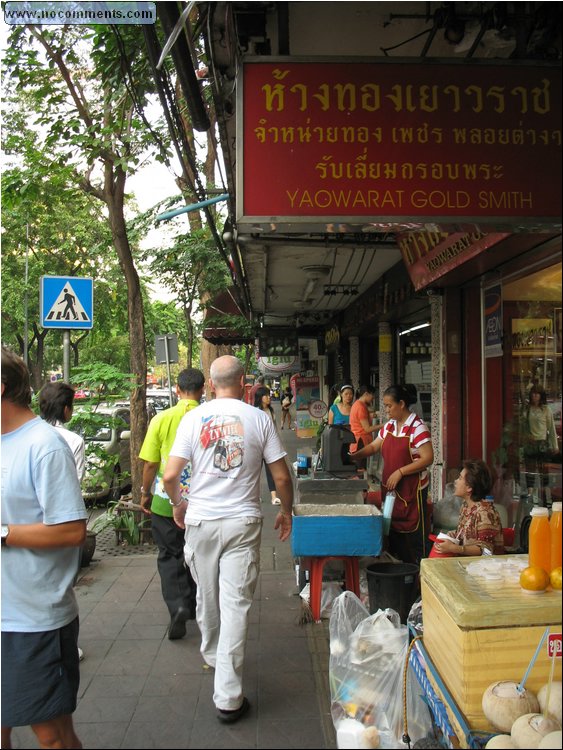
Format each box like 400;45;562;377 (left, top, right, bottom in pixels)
421;555;562;731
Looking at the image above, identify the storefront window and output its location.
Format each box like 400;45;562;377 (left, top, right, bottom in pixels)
504;262;562;504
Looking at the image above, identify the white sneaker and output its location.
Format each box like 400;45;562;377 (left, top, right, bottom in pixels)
271;497;281;505
78;647;84;661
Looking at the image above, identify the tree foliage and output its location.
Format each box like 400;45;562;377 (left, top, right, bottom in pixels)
2;23;170;496
140;227;231;366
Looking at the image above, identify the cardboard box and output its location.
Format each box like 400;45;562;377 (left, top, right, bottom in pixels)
291;504;382;557
421;555;562;731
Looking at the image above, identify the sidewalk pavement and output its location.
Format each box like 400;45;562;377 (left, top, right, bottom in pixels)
10;405;337;749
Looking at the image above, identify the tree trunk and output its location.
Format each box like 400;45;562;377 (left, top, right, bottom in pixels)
105;167;147;501
183;305;194;367
70;332;89;367
28;323;49;392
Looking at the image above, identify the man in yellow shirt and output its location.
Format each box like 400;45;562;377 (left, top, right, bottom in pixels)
139;368;204;639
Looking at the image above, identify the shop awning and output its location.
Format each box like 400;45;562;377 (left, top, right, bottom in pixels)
202;288;255;345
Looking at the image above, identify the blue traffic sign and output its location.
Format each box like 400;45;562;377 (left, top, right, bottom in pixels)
40;276;93;329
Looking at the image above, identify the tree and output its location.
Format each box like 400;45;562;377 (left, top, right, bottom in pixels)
3;23;170;495
1;107;122;388
140;228;230;366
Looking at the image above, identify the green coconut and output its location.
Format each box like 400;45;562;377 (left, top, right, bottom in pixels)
484;734;516;749
511;713;561;749
537;682;562;726
482;681;539;733
538;731;563;749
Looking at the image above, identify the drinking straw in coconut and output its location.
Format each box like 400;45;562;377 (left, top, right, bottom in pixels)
517;626;550;694
542;637;557;718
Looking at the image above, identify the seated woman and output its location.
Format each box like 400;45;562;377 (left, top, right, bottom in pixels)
328;384;354;426
434;459;505;557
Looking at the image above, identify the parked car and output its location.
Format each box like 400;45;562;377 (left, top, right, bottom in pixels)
70;403;132;504
74;388;92;400
146;388;177;413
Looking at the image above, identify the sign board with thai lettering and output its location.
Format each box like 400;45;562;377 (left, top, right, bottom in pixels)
239;60;561;227
398;229;510;290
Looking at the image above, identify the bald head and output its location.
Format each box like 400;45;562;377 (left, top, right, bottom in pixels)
210;355;245;395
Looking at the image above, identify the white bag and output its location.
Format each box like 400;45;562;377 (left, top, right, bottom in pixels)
329;591;432;749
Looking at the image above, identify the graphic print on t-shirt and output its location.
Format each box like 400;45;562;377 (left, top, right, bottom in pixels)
200;415;244;472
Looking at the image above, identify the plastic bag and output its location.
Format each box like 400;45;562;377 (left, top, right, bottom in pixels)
329;591;432;749
406;597;423;636
300;581;343;618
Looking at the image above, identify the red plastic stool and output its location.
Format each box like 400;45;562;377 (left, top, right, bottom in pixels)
308;556;361;622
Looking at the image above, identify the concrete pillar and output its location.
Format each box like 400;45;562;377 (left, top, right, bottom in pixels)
429;294;443;501
349;336;360;389
378;322;392;418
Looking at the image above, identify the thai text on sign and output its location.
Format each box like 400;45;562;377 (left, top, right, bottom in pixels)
241;62;561;221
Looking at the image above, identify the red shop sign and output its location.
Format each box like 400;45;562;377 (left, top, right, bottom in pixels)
548;633;562;658
240;61;561;224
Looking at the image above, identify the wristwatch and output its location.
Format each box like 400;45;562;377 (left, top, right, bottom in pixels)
1;524;10;546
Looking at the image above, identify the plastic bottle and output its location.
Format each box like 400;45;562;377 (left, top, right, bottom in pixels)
528;506;551;575
382;491;395;535
549;501;562;572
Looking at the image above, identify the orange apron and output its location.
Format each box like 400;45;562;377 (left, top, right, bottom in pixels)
381;425;424;534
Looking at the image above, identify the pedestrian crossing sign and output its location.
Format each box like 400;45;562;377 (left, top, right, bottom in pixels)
40;276;93;329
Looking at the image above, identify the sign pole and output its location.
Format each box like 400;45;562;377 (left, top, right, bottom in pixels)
164;336;173;404
63;330;71;382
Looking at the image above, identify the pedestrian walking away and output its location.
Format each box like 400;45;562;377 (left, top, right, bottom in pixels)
163;355;294;724
253;385;282;505
1;347;88;750
39;381;85;483
139;368;205;640
39;379;87;661
280;385;293;430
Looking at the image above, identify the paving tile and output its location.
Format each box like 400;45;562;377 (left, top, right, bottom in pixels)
126;556;159;566
115;621;168;640
95;638;161;675
258;599;305;625
148;636;209;675
142;672;205;697
74;721;130;749
74;694;139;723
79;611;131;639
82;673;149;698
187;716;257;749
257;716;329;749
257;671;323;719
256;637;313;673
132;694;202;723
122;720;192;749
87;598;140;613
92;556;132;567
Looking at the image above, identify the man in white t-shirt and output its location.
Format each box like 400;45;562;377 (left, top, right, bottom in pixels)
163;355;293;724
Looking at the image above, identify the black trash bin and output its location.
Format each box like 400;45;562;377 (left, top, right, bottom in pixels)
366;562;419;624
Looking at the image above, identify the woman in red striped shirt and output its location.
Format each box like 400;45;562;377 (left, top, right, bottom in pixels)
350;384;434;565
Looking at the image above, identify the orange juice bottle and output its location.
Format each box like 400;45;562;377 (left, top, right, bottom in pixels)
529;506;551;575
549;501;562;572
